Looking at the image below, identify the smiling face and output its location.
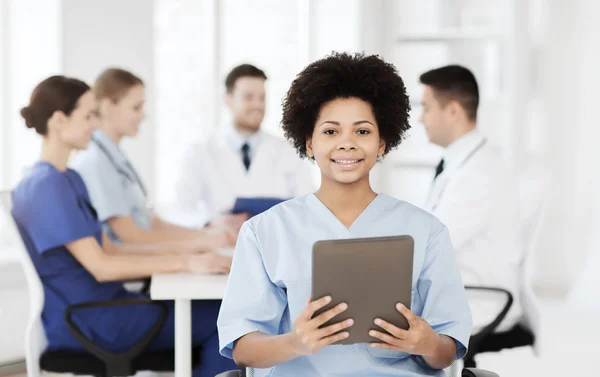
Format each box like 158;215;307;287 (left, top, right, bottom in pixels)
100;84;146;139
226;77;266;134
306;97;385;186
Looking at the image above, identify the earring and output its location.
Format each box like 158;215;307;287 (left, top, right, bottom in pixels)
376;155;383;163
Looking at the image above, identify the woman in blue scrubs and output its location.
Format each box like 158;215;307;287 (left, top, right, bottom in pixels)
12;76;237;377
217;53;473;376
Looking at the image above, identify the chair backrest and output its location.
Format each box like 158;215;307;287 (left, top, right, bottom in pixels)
0;191;47;377
515;161;548;356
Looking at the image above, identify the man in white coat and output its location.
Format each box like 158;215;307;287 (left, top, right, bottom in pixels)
419;65;524;333
171;64;315;228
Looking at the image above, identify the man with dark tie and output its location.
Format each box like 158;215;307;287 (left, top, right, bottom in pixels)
172;64;315;228
420;65;524;334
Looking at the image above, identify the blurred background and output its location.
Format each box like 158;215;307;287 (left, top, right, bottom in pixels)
1;0;599;376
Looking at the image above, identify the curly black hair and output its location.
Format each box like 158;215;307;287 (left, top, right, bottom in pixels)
281;52;411;158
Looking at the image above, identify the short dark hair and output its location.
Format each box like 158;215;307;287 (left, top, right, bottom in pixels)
225;64;267;93
20;76;90;135
419;65;479;121
281;52;411;158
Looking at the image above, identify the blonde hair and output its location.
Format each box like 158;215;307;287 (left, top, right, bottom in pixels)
94;68;143;103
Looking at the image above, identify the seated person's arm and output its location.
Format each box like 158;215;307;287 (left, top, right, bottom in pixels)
107;215;235;251
412;222;473;368
424;335;457;369
19;175;231;281
233;333;298;368
77;151;234;249
68;234;232;282
100;231;213;255
68;236;186;281
233;298;352;368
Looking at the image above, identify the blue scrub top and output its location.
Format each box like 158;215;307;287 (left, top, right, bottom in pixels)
218;193;472;377
11;162;137;350
71;129;152;241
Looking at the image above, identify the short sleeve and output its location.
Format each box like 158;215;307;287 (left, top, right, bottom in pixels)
417;221;473;360
18;175;99;255
217;222;288;359
72;151;131;222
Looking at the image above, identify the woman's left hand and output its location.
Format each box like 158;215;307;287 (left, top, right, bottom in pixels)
369;303;440;357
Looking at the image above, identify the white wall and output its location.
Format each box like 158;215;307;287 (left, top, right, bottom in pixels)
311;0;362;58
527;0;599;295
541;0;600;300
0;0;61;189
61;0;157;201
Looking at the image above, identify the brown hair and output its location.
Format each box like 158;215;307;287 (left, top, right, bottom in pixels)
20;75;90;135
225;64;267;93
94;68;144;103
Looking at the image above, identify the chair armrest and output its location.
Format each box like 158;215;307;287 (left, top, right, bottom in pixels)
215;371;244;377
465;286;513;343
65;298;168;376
462;367;500;377
122;277;152;294
140;277;151;294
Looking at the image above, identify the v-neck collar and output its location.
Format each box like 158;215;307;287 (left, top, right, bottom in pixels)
92;129;129;165
305;193;386;238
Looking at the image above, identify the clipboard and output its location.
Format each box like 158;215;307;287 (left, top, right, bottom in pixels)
231;197;288;217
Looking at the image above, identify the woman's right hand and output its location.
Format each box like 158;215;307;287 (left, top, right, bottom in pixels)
290;296;354;356
187;252;233;274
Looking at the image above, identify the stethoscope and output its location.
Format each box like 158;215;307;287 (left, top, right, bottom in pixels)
90;135;148;198
428;138;488;211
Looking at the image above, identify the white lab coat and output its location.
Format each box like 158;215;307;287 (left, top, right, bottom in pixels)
424;130;523;333
169;126;316;226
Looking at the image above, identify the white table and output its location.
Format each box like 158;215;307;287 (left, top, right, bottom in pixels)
150;273;229;377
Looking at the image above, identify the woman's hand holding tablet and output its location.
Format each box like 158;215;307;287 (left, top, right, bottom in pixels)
289;295;355;356
369;303;442;357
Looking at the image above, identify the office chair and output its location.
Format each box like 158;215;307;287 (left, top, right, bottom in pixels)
462;164;547;367
216;367;500;377
0;191;198;377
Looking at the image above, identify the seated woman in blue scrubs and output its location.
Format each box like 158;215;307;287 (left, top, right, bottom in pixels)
11;76;237;377
217;53;473;376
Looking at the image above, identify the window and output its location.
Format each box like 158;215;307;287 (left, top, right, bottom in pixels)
154;0;310;207
0;0;60;249
0;0;61;191
220;0;306;136
154;0;217;205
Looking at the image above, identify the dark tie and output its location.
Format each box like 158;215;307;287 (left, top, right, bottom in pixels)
241;143;251;171
434;159;445;180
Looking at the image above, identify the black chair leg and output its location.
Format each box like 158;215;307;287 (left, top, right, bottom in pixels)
463;355;477;368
